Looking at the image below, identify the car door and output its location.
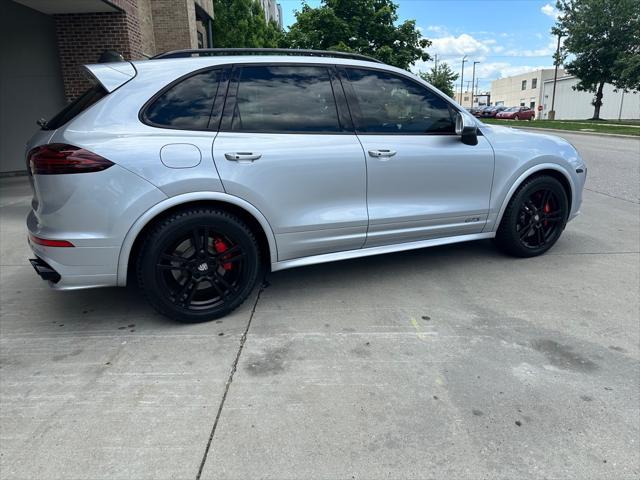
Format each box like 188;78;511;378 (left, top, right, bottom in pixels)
212;64;368;261
339;67;495;248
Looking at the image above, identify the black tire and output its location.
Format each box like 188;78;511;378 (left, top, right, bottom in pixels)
494;175;569;257
137;208;261;323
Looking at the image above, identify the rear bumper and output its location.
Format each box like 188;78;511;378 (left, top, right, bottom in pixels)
27;220;119;290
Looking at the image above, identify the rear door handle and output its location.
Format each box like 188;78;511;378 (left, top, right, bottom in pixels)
368;149;397;158
224;152;262;162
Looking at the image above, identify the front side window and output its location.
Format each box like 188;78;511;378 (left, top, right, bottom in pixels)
230;66;341;133
144;69;221;129
345;68;455;134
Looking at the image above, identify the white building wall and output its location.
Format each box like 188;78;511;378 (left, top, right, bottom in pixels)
541;77;640;120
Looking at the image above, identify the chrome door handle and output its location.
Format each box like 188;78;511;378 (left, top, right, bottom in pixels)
224;152;262;162
368;149;397;158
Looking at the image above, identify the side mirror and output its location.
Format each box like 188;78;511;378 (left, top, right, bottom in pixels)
455;112;478;146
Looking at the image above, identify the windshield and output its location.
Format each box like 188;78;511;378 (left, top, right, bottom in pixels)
505;107;519;112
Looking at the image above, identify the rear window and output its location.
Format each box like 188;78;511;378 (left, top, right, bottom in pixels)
142;69;222;130
43;84;107;130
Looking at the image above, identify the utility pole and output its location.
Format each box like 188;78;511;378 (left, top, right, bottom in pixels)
460;55;467;106
618;90;625;121
471;61;479;107
549;34;562;120
434;54;438;72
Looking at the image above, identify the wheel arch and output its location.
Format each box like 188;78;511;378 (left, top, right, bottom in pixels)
492;164;574;232
117;192;278;286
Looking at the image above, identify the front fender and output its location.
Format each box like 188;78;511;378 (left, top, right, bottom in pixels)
484;162;577;232
116;191;278;286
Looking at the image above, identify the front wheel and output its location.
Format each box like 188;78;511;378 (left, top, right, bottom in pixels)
137;208;261;322
494;175;569;257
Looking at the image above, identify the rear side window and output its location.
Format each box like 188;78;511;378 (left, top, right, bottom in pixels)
345;68;455;134
229;66;341;133
143;69;221;129
44;84;107;130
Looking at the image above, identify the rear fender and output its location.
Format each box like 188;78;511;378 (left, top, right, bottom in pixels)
117;192;278;286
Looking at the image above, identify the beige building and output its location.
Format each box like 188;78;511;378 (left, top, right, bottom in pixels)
491;68;565;111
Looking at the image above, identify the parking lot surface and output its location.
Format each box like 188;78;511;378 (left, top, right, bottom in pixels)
1;132;639;479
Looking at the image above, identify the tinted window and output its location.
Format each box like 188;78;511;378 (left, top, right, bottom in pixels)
144;69;221;129
44;84;107;130
346;68;455;134
230;66;341;133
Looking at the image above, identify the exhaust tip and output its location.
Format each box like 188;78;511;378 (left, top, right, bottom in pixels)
29;258;61;283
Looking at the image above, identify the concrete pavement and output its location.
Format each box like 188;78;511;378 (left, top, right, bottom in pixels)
1;133;639;479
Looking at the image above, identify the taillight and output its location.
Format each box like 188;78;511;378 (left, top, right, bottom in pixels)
27;144;114;175
29;234;74;248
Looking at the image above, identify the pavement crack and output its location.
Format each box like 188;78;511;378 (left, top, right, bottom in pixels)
585;187;639;204
195;282;266;480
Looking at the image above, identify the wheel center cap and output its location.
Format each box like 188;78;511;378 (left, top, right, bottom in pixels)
197;262;209;272
534;214;540;222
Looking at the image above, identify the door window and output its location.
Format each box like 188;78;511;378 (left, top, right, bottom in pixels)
230;66;342;133
345;68;455;134
143;69;222;129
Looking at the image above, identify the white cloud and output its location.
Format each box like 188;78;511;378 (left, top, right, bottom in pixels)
429;33;492;57
541;3;559;19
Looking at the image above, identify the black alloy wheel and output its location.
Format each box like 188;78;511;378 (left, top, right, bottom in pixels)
495;175;569;257
138;208;260;322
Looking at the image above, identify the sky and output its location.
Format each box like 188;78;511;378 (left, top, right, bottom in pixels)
277;0;562;92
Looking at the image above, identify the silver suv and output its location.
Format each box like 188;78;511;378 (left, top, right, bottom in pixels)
26;49;586;322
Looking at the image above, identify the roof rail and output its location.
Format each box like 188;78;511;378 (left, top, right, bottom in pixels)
151;48;383;64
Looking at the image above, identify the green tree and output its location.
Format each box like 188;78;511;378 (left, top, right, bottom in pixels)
283;0;430;70
419;62;459;98
553;0;640;119
212;0;283;48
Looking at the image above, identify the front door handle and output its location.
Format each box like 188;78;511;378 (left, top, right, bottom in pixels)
224;152;262;162
368;149;397;158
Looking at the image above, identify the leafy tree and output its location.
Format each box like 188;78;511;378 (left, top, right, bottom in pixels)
283;0;430;70
419;62;459;98
553;0;640;119
212;0;283;48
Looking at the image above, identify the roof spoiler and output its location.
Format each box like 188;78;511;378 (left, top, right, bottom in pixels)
83;61;137;93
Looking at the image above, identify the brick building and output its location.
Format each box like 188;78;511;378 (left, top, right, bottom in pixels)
0;0;215;173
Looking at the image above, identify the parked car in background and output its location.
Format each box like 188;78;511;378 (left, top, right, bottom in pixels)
25;48;586;323
473;106;491;117
496;106;535;121
479;105;508;118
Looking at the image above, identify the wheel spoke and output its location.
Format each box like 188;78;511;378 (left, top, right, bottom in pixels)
518;221;535;239
540;190;551;209
536;227;544;246
185;279;200;305
219;245;244;263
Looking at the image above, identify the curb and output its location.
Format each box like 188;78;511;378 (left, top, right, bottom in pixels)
507;126;639;139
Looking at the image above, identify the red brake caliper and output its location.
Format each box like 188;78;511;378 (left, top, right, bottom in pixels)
213;239;233;271
543;201;551;226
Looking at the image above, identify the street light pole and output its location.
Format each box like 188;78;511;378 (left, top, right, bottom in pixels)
460;56;468;106
550;34;562;120
471;61;479;107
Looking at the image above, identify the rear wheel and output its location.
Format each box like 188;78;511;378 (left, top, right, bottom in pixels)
494;175;568;257
138;208;261;322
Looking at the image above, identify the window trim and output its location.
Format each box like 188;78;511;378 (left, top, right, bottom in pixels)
139;66;230;132
338;65;461;136
219;63;355;135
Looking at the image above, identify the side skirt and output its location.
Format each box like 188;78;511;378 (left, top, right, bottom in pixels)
271;232;496;272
